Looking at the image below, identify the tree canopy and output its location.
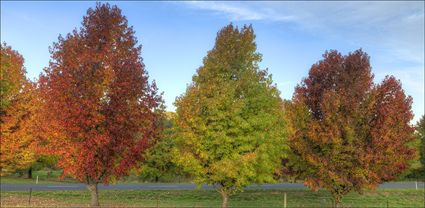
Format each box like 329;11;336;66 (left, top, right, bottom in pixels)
0;43;38;175
416;115;425;175
285;49;415;206
138;112;185;182
174;24;287;208
37;3;163;206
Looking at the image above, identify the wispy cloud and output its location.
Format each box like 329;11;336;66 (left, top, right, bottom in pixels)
182;1;424;64
183;1;295;22
376;66;424;95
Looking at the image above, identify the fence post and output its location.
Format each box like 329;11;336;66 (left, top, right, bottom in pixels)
28;188;32;206
36;175;39;184
284;192;287;208
156;195;159;208
415;181;418;190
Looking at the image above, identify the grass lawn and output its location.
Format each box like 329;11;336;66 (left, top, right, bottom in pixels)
0;170;78;184
1;189;424;207
1;170;184;184
1;176;75;185
0;176;75;184
0;176;185;185
1;177;55;184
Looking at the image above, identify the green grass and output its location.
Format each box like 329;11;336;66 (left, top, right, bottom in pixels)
1;170;76;184
1;177;47;184
0;175;186;185
1;189;424;207
1;169;185;184
1;171;189;184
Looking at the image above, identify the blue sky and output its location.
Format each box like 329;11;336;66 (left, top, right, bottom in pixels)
1;1;424;122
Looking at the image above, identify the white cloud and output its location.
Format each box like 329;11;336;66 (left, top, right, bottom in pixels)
183;1;295;22
182;1;424;64
376;67;424;94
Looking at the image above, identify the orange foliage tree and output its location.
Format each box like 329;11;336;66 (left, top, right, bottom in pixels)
37;3;163;206
285;49;415;206
0;43;38;176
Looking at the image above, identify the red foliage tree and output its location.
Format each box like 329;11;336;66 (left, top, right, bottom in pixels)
285;49;415;206
37;3;163;206
367;76;415;181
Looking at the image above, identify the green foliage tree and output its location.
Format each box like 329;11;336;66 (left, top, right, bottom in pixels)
31;155;59;172
174;24;287;208
139;112;185;182
399;117;423;180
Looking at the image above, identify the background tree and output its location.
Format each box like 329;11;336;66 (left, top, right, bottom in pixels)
395;114;423;180
30;155;60;178
174;24;287;208
37;3;163;206
138;112;185;182
416;115;425;177
285;50;415;206
0;43;38;176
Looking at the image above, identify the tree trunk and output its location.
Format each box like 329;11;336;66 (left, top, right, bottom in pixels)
27;167;32;179
220;189;229;208
333;195;342;208
87;183;100;207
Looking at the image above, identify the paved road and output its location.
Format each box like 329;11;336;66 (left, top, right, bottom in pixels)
1;182;424;191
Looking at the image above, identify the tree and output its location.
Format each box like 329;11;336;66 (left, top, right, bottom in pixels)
174;24;287;208
37;3;163;206
416;115;425;176
285;49;415;206
138;112;185;182
31;155;60;177
0;43;38;176
393;115;423;180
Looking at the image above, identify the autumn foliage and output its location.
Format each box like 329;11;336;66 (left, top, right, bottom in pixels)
285;49;415;205
0;3;420;207
37;3;163;206
174;24;287;208
0;43;38;175
417;115;425;174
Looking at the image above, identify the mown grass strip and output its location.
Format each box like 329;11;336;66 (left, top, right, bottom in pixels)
1;189;423;207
